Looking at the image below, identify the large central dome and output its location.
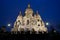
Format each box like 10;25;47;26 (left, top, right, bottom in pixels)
25;4;33;14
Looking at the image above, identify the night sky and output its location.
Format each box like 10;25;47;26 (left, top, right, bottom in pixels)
0;0;60;32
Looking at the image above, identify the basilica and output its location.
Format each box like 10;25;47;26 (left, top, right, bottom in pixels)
11;4;47;33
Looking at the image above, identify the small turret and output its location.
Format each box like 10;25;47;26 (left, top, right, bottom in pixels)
36;10;39;16
19;11;22;16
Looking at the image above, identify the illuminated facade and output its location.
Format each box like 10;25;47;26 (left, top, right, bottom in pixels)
11;4;47;33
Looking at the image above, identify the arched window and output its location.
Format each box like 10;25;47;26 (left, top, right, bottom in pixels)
18;20;21;25
27;20;29;25
38;19;40;21
41;20;42;24
18;20;20;22
16;22;17;25
41;20;43;26
19;22;21;25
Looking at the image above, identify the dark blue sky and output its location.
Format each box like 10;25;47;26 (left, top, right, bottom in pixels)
0;0;60;31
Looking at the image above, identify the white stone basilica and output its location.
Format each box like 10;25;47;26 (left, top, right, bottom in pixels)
11;4;47;33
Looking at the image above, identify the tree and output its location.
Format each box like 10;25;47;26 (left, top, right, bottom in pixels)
1;26;6;32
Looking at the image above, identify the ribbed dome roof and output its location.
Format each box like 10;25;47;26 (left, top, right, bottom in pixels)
25;4;33;14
